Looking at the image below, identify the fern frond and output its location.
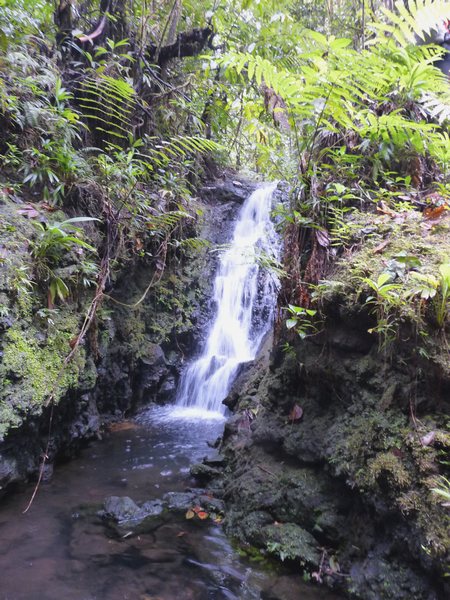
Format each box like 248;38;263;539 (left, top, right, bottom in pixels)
78;74;136;143
138;135;221;170
373;0;450;46
146;210;193;235
421;91;450;122
174;237;211;251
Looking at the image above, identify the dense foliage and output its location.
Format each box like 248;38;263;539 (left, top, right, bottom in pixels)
0;0;449;587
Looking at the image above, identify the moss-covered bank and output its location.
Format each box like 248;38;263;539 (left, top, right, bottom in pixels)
216;210;450;600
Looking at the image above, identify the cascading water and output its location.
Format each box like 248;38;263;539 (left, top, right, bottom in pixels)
175;182;279;415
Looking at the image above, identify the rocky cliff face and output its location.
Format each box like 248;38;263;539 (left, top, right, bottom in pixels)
216;302;449;600
0;176;255;495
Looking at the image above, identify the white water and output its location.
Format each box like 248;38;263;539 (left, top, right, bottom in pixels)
175;183;278;415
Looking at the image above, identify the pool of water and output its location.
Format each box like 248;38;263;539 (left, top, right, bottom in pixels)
0;405;342;600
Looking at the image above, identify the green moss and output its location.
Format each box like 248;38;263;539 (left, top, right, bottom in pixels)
263;522;321;566
367;451;411;488
327;408;407;483
0;318;85;440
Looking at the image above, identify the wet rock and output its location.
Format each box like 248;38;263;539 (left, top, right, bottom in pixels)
103;496;143;522
190;462;222;481
327;326;373;353
200;178;256;204
261;575;338;600
163;491;197;511
0;454;20;490
140;499;165;517
203;455;226;467
234;511;274;544
197;494;225;513
139;548;180;563
41;462;54;482
349;556;439;600
103;496;165;525
223;391;239;410
135;344;169;402
158;373;177;401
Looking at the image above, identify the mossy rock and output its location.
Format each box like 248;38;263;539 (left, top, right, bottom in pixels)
263;522;321;566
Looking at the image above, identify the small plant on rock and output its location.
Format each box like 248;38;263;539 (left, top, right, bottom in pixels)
285;304;318;339
359;272;404;349
31;217;98;306
435;263;450;328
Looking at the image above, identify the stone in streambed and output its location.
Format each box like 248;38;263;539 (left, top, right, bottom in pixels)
139;548;180;563
163;491;198;511
103;496;165;524
261;574;339;600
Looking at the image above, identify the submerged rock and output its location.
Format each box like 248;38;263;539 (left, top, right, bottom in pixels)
261;575;339;600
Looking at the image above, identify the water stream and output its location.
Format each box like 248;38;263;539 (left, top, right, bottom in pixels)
176;183;279;414
0;407;341;599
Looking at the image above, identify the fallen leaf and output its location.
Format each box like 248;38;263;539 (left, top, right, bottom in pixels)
40;202;58;212
289;404;303;422
377;201;397;217
420;431;436;447
176;530;187;537
17;204;39;218
213;515;223;524
185;509;195;520
192;506;203;514
423;205;446;220
373;239;390;254
197;511;209;520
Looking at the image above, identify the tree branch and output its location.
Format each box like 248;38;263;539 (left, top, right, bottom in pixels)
148;26;213;67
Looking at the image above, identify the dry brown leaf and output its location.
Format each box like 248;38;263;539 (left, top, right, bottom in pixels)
377;201;397;217
17;204;39;218
373;239;390;254
423;205;446;220
40;202;58;212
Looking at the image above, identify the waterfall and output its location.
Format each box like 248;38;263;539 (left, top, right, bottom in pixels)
175;183;278;415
